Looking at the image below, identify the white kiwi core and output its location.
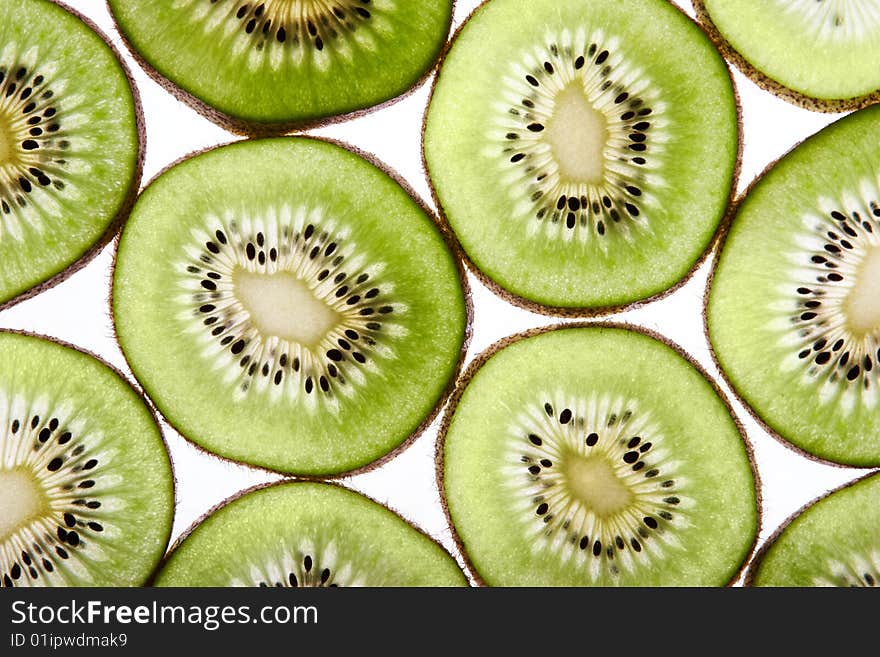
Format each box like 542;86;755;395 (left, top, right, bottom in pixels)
846;245;880;336
546;84;608;185
563;455;633;516
0;469;45;541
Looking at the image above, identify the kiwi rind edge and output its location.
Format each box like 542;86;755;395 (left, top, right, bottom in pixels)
701;115;880;471
0;327;177;586
742;469;880;587
434;321;763;587
0;0;146;314
104;0;456;137
420;0;744;318
108;135;474;480
692;0;880;114
148;478;471;587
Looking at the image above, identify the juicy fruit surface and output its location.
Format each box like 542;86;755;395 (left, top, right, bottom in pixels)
112;137;467;475
155;481;467;587
708;106;880;466
749;473;880;587
0;0;140;307
107;0;453;127
424;0;738;309
441;326;757;587
699;0;880;102
0;332;173;587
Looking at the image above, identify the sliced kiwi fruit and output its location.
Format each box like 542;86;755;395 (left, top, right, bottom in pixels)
106;0;453;134
154;480;467;587
112;137;469;476
707;106;880;467
0;331;173;587
422;0;740;313
746;472;880;587
0;0;143;310
695;0;880;112
438;323;758;586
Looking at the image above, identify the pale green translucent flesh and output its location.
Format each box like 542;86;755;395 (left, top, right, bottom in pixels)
107;0;453;125
707;106;880;466
0;332;173;586
113;138;467;475
702;0;880;100
443;327;757;587
751;474;880;587
155;482;467;587
0;0;139;306
424;0;738;309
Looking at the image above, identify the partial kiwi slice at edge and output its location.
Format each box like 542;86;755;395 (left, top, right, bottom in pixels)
0;331;174;587
107;0;454;134
423;0;740;313
439;323;759;586
707;105;880;467
0;0;143;310
112;136;470;476
154;480;467;587
746;472;880;587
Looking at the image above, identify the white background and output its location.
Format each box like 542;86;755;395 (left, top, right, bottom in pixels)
3;0;873;585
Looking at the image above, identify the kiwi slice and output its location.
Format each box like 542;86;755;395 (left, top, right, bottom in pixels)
695;0;880;112
438;324;758;586
746;472;880;587
707;106;880;467
154;480;466;586
0;331;173;587
423;0;739;313
0;0;143;310
112;137;469;476
106;0;453;134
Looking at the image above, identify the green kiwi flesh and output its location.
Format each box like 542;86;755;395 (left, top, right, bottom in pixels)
112;137;469;476
439;324;758;586
707;106;880;466
0;331;173;587
0;0;142;309
423;0;739;311
106;0;453;133
695;0;880;111
747;473;880;587
154;481;467;587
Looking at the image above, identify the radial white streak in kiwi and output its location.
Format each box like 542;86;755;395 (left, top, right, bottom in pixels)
813;549;880;587
776;0;880;42
490;28;667;248
505;394;691;580
0;45;78;242
0;390;120;588
229;540;368;587
178;205;406;410
774;181;880;412
186;0;392;70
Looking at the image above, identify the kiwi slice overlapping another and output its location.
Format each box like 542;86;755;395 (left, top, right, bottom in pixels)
0;0;143;310
112;137;469;476
746;473;880;587
695;0;880;112
707;106;880;467
155;481;467;587
423;0;740;313
106;0;453;134
439;324;759;587
0;331;173;587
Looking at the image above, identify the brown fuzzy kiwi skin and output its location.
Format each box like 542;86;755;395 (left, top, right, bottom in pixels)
147;478;471;587
743;469;880;587
693;0;880;114
420;0;744;318
434;321;762;587
0;328;177;586
702;122;880;472
108;135;473;481
103;0;456;138
0;0;146;314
